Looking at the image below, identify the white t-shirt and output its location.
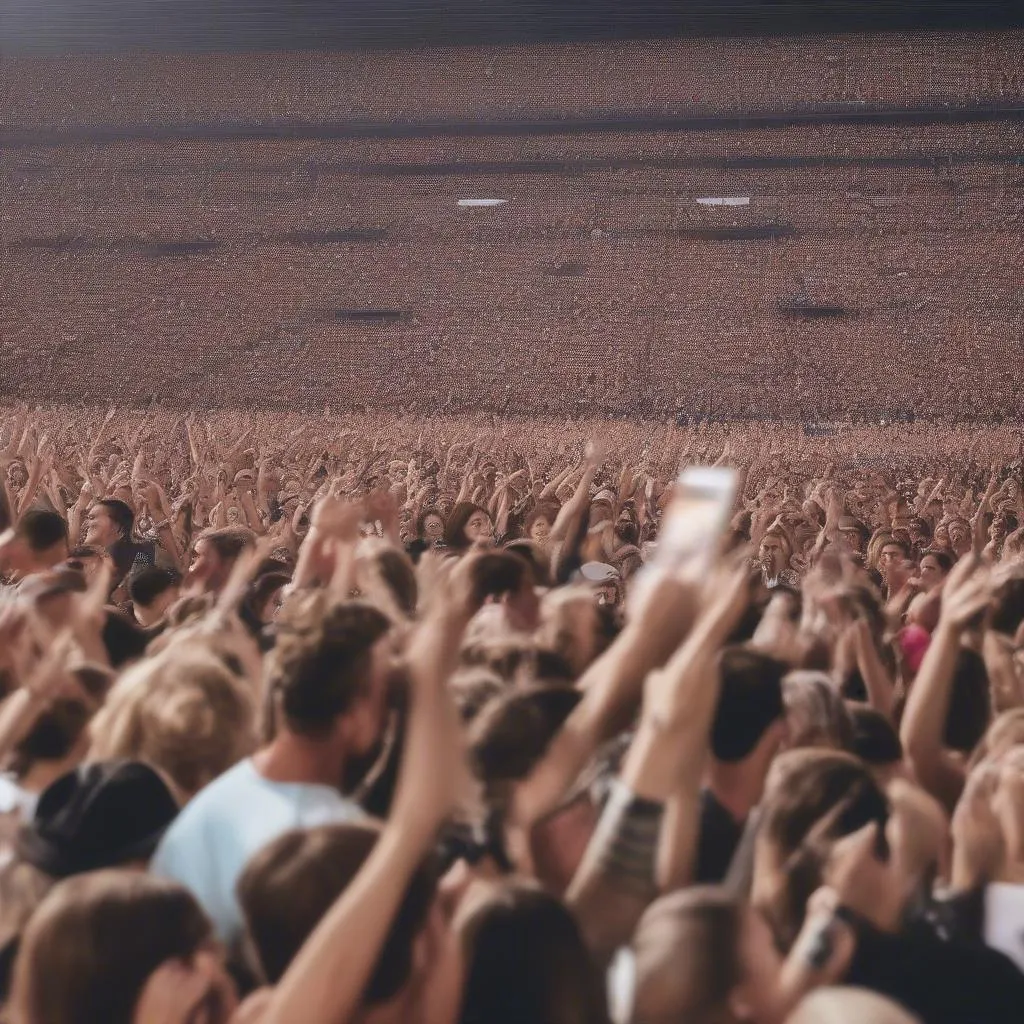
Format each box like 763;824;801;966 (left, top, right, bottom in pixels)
151;758;364;949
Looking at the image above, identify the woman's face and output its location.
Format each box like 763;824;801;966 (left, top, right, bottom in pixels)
918;555;947;591
423;514;445;542
464;510;493;546
933;524;950;549
529;515;551;543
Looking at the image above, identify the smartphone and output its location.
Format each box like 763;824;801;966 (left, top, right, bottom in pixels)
629;466;737;605
655;466;739;575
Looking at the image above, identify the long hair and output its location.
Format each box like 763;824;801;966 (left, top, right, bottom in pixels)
10;871;212;1024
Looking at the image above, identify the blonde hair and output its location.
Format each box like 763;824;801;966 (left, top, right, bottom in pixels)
88;650;256;800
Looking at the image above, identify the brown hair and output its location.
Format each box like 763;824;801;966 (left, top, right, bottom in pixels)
237;823;436;1003
10;870;211;1024
458;881;609;1024
89;651;256;799
267;595;391;737
468;684;581;805
757;751;888;950
196;526;257;563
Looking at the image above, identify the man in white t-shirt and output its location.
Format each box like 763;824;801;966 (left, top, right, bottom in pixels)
151;595;395;954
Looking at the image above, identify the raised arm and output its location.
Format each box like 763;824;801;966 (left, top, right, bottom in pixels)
567;565;751;960
900;556;991;811
249;558;475;1024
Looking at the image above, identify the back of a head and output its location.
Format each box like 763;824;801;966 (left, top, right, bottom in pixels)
989;573;1024;638
710;647;788;763
101;610;151;669
783;671;855;753
468;684;582;800
757;750;888;949
128;566;180;610
786;987;921;1024
848;704;903;768
237;823;435;1003
17;509;68;555
89;652;256;799
459;881;609;1024
268;596;391;736
13;699;91;775
202;526;257;563
630;887;741;1024
10;870;210;1024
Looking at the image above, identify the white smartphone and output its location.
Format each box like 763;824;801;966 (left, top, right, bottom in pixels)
654;466;738;573
630;466;738;603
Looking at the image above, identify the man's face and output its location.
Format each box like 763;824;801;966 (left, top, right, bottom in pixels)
918;555;947;591
879;544;906;575
84;505;119;548
759;535;786;573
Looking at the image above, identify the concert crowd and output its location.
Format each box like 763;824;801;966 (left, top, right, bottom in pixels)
0;405;1022;1024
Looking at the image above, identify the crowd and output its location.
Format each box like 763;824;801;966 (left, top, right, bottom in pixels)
0;404;1022;1023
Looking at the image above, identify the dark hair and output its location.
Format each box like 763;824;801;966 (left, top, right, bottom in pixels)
848;704;903;766
503;539;551;589
12;700;91;776
468;685;581;799
101;611;150;668
10;871;211;1024
444;502;490;552
880;537;910;558
989;575;1024;638
523;504;558;538
459;882;610;1024
95;499;134;540
17;509;68;553
710;646;787;762
269;598;391;736
944;647;992;753
238;823;436;1003
127;566;179;609
919;549;954;574
373;547;418;617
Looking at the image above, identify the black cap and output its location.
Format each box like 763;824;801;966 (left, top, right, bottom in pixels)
16;761;179;878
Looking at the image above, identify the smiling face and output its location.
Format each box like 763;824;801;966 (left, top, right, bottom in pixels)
83;504;120;548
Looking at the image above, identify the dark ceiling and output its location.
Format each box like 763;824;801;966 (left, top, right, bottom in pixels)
1;1;1022;54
